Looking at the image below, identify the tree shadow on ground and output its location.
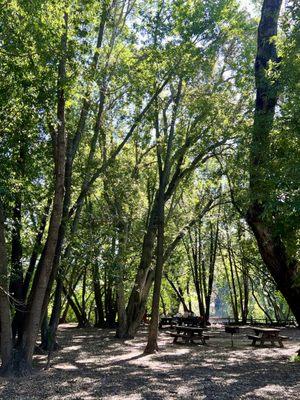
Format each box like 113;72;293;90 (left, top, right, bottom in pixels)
0;324;299;400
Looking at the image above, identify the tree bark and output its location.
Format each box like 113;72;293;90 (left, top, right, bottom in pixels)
93;264;105;328
247;0;300;324
144;182;164;354
115;222;129;338
125;195;158;337
22;198;51;300
10;197;24;341
0;203;13;374
40;278;62;351
205;222;218;323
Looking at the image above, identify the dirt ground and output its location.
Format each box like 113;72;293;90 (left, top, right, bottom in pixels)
0;324;299;400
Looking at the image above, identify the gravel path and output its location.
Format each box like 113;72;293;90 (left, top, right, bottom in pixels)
0;324;299;399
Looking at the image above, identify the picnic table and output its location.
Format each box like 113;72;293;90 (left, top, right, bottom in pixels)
170;326;209;345
248;327;288;347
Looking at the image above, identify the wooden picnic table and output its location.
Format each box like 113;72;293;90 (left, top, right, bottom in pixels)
248;327;288;347
170;325;209;345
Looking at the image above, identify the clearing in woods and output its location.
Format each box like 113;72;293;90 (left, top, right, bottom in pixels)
0;324;299;400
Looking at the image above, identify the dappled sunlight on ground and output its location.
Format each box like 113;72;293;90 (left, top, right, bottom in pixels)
0;324;299;399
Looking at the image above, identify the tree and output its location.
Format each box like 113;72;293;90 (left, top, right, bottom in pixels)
246;0;300;324
0;202;13;374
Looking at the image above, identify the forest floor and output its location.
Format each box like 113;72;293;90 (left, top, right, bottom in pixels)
0;323;299;400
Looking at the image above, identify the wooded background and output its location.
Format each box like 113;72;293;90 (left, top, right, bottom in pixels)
0;0;299;375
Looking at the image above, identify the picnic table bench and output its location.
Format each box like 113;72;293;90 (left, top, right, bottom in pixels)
170;326;209;345
248;327;289;347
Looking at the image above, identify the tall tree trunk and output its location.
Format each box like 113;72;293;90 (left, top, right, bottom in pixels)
12;197;51;346
11;207;50;346
238;227;249;324
13;14;68;375
105;286;117;328
185;226;204;318
144;79;181;353
205;223;218;323
9;142;26;340
0;203;13;374
93;264;105;328
116;278;127;337
144;165;165;354
221;249;239;322
37;4;109;347
124;76;223;336
47;278;63;350
226;233;239;323
125;196;158;337
115;222;129;338
40;278;62;351
22;198;51;300
82;263;87;321
246;0;300;324
10;197;23;341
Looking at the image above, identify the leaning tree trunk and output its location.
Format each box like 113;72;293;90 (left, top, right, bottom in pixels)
164;273;189;312
13;199;52;344
22;198;51;300
38;5;109;350
40;278;62;351
11;14;68;375
246;0;300;324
